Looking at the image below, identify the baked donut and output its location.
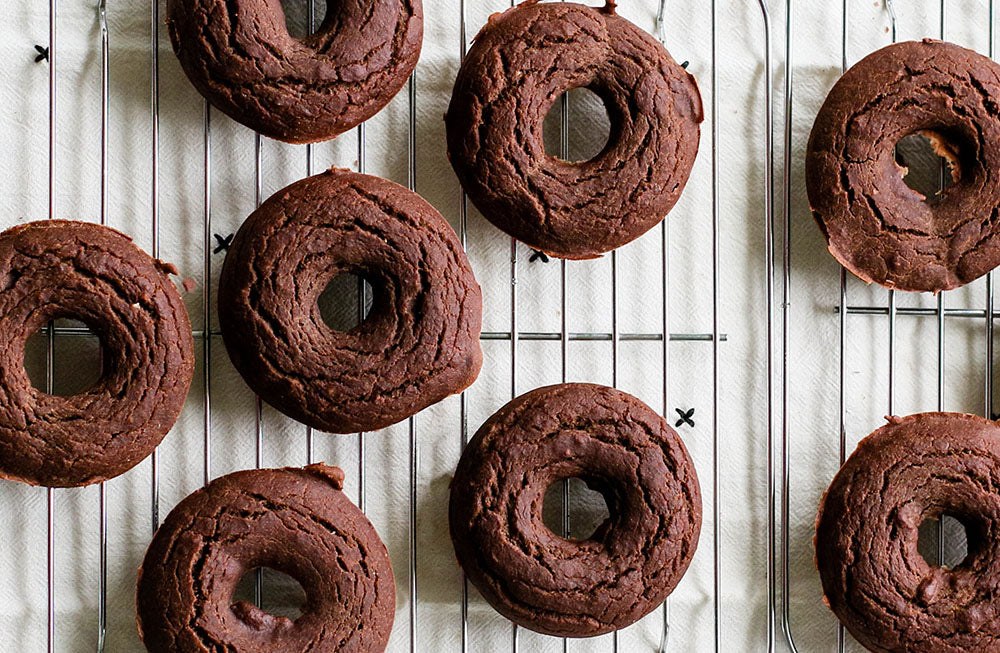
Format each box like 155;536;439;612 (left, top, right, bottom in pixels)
449;383;701;637
806;39;1000;293
137;464;395;652
165;0;422;144
218;168;482;433
816;412;1000;652
0;220;193;488
445;0;702;259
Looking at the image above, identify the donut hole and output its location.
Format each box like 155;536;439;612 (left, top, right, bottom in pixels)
542;477;613;541
318;273;375;332
233;567;308;621
917;513;970;569
24;318;104;396
543;87;612;163
895;130;960;204
280;0;326;39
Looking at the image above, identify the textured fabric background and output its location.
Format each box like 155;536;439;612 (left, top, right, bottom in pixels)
0;1;991;651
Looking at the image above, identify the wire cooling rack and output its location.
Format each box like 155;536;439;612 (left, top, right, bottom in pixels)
4;0;780;651
777;1;998;652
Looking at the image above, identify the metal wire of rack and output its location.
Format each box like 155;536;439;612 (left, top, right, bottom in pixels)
27;0;777;651
777;1;997;651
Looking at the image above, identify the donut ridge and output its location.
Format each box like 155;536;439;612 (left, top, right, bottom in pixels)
807;39;1000;292
0;220;193;488
137;464;396;652
165;0;422;144
817;412;1000;652
449;382;702;637
446;0;702;259
218;168;483;433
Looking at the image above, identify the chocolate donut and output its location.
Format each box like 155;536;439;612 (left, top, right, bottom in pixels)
449;383;701;637
445;0;702;260
806;39;1000;293
218;168;482;433
816;412;1000;652
165;0;422;144
137;464;395;652
0;220;193;488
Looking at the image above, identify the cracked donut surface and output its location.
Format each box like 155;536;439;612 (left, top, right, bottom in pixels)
806;39;1000;292
445;0;702;260
816;412;1000;653
449;383;701;637
0;220;193;487
165;0;422;144
137;464;395;653
218;168;482;434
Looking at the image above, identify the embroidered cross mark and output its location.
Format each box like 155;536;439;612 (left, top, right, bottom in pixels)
529;249;549;263
34;45;49;63
213;233;234;254
674;407;695;428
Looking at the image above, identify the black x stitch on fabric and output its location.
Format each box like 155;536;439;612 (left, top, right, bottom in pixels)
675;407;695;428
213;233;234;254
34;45;49;63
529;249;549;263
